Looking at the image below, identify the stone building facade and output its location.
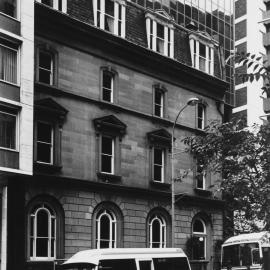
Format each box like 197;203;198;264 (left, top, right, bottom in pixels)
0;1;233;270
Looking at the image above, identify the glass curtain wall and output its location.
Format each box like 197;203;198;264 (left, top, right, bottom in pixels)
129;0;234;106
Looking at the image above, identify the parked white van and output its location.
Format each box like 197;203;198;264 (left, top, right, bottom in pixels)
61;248;191;270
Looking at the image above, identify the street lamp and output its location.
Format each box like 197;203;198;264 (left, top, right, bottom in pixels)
171;97;199;247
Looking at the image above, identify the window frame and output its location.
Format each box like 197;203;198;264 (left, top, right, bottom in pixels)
100;135;115;175
0;0;19;20
189;37;214;75
96;209;117;249
196;103;205;130
36;0;67;13
0;107;18;151
153;88;164;118
146;12;174;58
37;49;54;85
93;0;126;38
0;41;19;86
36;120;54;165
192;218;207;260
196;161;206;190
102;70;114;103
149;215;166;248
153;147;165;183
29;204;57;261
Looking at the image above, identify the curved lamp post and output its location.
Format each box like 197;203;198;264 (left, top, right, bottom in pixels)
171;97;199;247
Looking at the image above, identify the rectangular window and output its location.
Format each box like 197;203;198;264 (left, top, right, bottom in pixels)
196;162;205;189
37;0;67;12
153;148;164;182
102;71;113;102
37;121;53;164
156;23;165;54
197;104;205;130
0;42;18;84
154;88;164;117
38;50;53;85
147;18;174;58
101;136;114;174
0;109;16;150
0;0;17;18
94;0;125;37
191;39;214;75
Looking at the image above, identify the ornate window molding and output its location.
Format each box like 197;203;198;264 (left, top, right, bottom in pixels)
145;9;174;58
189;32;217;75
93;0;126;38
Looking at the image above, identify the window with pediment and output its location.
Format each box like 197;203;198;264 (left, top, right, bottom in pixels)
145;10;174;58
34;98;68;171
189;32;215;75
93;115;126;182
147;129;171;185
93;0;126;38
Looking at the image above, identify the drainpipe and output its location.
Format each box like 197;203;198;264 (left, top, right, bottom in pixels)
1;186;8;270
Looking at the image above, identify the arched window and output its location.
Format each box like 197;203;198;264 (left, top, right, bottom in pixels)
149;215;166;248
192;218;206;260
96;209;117;249
30;204;56;260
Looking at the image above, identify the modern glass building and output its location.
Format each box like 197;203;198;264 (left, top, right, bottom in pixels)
130;0;235;107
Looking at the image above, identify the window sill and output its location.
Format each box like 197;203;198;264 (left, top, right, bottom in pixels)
34;162;62;173
194;188;212;197
150;180;171;189
97;172;122;183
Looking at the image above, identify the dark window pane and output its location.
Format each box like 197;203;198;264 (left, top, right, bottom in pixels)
36;238;48;257
199;43;206;57
102;137;112;155
154;149;162;165
37;122;52;143
51;238;55;257
100;215;110;239
152;219;161;244
0;0;16;17
39;69;51;84
155;104;161;117
157;23;164;38
101;155;112;173
105;0;114;16
103;88;111;102
41;0;53;7
39;51;52;70
103;72;112;89
37;143;52;163
153;257;190;270
0;111;16;149
193;219;204;233
154;165;162;182
139;261;152;270
37;210;49;237
99;259;137;270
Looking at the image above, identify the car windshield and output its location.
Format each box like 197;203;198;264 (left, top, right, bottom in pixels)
60;263;96;270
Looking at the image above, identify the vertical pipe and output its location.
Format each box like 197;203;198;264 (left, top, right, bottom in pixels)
1;186;8;270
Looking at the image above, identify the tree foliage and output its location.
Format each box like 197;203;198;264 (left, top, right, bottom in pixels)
183;120;270;233
235;52;270;96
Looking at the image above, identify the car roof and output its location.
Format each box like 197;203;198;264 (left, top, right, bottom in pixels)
63;248;187;266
